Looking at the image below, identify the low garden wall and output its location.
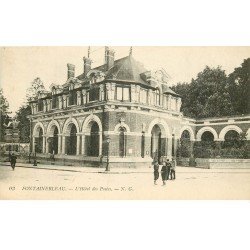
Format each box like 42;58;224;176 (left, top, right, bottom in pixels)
195;158;250;169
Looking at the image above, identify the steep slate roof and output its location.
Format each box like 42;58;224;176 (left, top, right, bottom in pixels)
77;55;149;85
105;56;149;85
76;54;179;96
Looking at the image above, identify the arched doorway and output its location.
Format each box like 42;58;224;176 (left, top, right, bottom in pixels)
36;127;43;153
151;124;162;162
119;127;126;157
88;122;100;156
66;124;77;155
49;126;59;154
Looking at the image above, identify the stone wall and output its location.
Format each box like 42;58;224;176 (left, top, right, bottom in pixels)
195;158;250;169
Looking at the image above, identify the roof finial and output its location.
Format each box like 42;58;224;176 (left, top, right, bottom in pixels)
87;46;91;58
129;46;133;56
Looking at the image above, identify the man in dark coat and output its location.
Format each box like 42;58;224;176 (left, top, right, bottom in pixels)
166;159;172;180
10;153;17;171
161;161;167;185
153;161;159;185
170;158;176;180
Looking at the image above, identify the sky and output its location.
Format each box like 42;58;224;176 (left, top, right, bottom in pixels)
0;46;249;115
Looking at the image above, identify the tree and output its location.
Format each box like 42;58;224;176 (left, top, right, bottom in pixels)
0;88;11;141
171;82;193;117
227;58;250;115
0;88;9;113
15;77;45;143
172;66;234;118
15;104;31;143
26;77;45;101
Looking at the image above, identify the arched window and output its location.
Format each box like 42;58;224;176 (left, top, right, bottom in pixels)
89;122;100;156
49;126;58;154
66;124;77;155
119;127;127;157
36;128;43;153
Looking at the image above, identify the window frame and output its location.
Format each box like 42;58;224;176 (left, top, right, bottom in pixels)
89;87;100;102
68;89;77;106
140;88;148;104
37;99;43;112
116;86;130;102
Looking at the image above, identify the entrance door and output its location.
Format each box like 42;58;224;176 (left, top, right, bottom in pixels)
151;124;162;162
89;122;99;156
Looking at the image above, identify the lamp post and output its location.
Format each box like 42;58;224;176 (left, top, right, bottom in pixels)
105;136;110;172
33;142;37;166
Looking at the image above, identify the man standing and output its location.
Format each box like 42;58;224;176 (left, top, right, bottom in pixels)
165;159;171;181
161;161;167;186
170;158;176;180
10;153;17;171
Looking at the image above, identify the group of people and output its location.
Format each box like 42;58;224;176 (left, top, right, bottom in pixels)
153;158;176;185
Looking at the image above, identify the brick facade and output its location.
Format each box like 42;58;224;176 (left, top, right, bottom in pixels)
28;48;250;167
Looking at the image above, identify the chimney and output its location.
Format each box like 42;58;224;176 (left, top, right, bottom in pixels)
67;63;75;79
83;57;92;77
105;46;115;71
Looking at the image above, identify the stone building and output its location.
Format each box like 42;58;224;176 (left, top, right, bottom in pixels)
28;47;250;167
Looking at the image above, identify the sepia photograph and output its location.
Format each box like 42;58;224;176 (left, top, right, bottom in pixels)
1;1;250;250
0;46;250;199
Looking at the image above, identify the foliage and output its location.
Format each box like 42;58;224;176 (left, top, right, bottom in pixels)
15;77;45;143
171;82;192;117
26;77;45;101
0;88;11;141
172;59;250;118
176;140;192;158
227;58;250;115
193;141;216;158
192;134;249;159
15;104;31;143
0;88;9;113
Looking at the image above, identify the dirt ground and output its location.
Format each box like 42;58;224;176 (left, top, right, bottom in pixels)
0;163;250;199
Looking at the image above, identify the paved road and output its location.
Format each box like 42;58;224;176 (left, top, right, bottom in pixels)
1;162;250;199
